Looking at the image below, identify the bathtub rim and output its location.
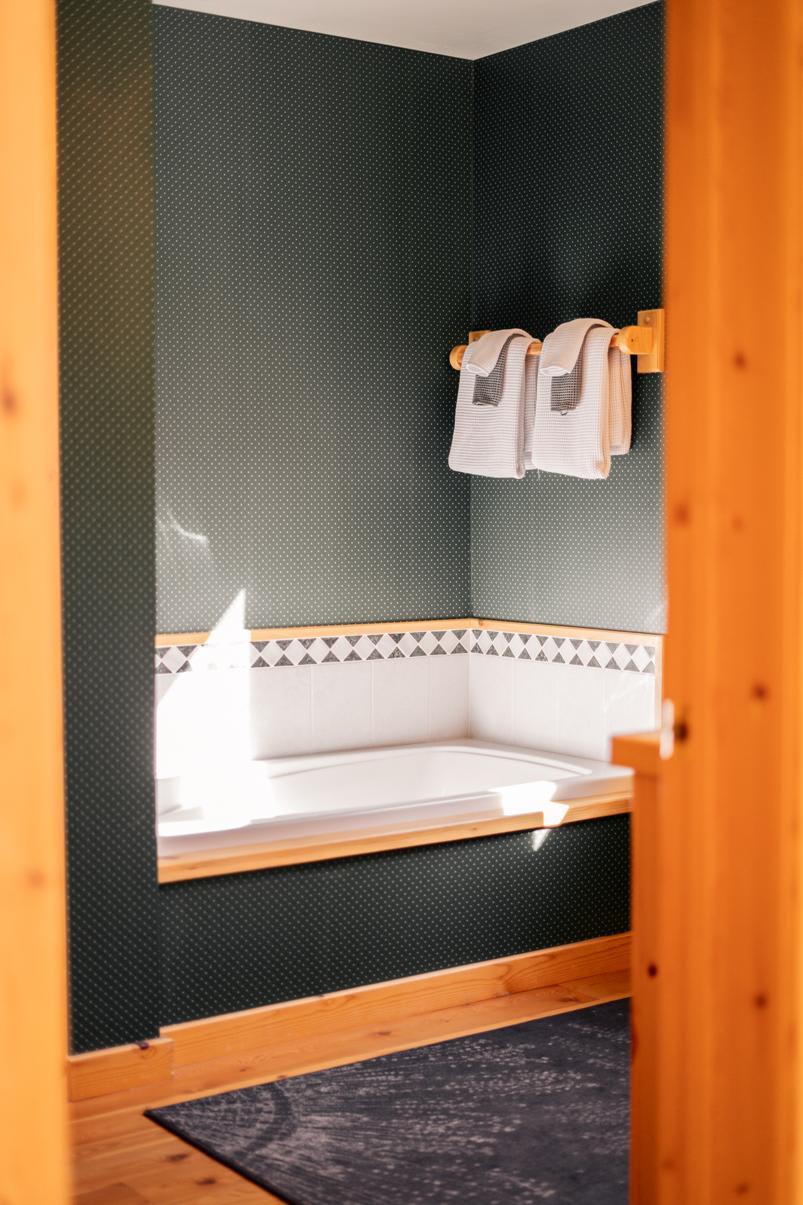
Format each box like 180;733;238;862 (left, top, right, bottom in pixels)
157;739;633;884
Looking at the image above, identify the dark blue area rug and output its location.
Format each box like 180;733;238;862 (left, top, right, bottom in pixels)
147;999;629;1204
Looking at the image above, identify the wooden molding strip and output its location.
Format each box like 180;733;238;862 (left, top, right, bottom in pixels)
474;617;662;644
155;617;476;648
67;1037;174;1103
165;932;631;1068
611;732;661;779
66;933;630;1101
155;617;663;649
158;790;632;884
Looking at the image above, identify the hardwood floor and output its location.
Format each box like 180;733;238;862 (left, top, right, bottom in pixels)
71;968;629;1203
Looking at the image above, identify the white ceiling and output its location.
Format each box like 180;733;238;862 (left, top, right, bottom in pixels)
153;0;655;59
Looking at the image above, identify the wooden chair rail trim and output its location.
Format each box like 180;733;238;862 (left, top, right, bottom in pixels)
65;932;630;1102
155;616;664;648
155;617;475;647
472;617;663;644
157;790;632;884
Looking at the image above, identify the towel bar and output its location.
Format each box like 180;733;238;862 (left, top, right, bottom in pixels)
449;308;665;374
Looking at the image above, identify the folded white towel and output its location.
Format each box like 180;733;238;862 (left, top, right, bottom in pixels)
538;317;606;378
448;330;530;479
462;328;531;377
529;318;632;478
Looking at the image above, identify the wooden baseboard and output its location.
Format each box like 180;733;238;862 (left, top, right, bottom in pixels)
67;932;630;1101
67;1036;174;1103
168;932;630;1066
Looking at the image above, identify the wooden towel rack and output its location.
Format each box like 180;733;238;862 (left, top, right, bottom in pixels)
449;308;665;374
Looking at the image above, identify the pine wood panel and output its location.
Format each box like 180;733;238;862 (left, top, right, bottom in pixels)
653;0;803;1199
71;969;629;1203
0;0;69;1201
158;790;632;882
68;1038;175;1103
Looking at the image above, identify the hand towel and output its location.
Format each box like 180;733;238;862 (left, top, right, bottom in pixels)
530;319;614;479
448;330;530;478
462;328;531;377
471;332;525;407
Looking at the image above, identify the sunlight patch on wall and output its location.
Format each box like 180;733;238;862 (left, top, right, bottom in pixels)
156;589;257;827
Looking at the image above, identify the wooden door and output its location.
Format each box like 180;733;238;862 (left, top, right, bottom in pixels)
630;0;803;1200
0;1;69;1201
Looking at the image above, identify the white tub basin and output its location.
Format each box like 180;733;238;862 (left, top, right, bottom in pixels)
156;739;632;855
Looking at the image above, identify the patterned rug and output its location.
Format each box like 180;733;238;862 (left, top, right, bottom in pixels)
147;998;629;1204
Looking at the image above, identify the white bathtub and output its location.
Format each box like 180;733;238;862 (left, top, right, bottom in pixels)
156;739;632;855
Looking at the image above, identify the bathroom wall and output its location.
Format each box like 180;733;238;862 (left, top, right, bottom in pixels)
154;2;664;639
60;3;662;1052
152;4;661;1033
471;2;664;633
153;6;473;633
58;0;160;1053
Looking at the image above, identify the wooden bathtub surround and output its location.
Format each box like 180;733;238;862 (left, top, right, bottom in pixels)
1;0;70;1202
157;787;632;883
66;932;630;1105
155;612;649;882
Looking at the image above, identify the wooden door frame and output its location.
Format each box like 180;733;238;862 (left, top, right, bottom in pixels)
629;0;803;1200
0;1;69;1201
3;2;803;1203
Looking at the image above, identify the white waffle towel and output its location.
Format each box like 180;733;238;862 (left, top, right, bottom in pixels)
448;329;531;478
461;328;531;377
529;318;632;478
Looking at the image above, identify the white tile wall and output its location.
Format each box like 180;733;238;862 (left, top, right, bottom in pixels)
602;668;658;750
427;654;470;741
510;658;560;751
311;661;374;753
154;666;252;779
469;653;657;760
372;656;430;746
468;653;514;746
156;639;658;777
249;664;312;759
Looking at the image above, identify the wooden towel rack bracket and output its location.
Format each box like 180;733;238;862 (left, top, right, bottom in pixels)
449;308;665;374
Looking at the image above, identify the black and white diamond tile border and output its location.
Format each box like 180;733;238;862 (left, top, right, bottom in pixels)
155;628;657;676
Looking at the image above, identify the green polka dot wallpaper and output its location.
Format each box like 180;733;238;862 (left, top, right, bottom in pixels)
161;819;630;1025
471;3;665;633
153;7;473;633
58;0;161;1053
